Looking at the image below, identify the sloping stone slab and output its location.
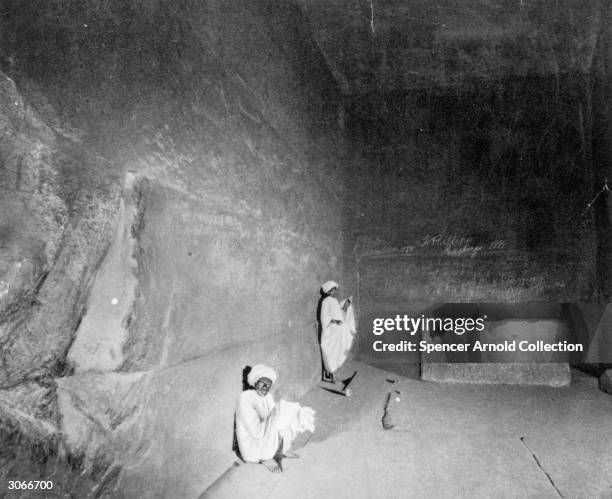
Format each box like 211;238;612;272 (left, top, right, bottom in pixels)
422;363;570;387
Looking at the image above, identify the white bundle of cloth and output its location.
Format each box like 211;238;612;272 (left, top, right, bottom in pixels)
277;399;316;433
320;295;356;374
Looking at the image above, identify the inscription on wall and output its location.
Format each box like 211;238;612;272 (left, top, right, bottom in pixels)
357;235;582;305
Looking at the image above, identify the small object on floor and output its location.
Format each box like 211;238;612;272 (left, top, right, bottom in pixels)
381;390;401;430
342;370;358;391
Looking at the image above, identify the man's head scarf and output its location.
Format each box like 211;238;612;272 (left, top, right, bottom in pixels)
321;281;338;294
248;364;277;387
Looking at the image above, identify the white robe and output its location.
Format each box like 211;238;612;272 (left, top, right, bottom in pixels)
320;296;356;374
235;390;315;462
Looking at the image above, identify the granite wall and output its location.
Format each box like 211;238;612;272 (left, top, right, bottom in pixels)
0;1;346;495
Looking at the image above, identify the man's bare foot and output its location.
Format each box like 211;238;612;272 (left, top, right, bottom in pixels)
261;459;282;473
283;451;300;459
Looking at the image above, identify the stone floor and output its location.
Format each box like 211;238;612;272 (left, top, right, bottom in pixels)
202;361;612;499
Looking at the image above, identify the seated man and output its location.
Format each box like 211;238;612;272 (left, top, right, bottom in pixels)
235;364;315;472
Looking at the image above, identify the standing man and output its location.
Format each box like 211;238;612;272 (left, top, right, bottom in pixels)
318;281;356;383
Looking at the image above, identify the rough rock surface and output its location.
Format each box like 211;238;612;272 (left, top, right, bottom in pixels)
67;174;139;373
56;372;146;468
0;72;120;389
0;1;347;496
301;0;601;94
599;369;612;395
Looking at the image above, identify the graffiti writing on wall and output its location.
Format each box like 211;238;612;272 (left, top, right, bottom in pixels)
353;234;507;258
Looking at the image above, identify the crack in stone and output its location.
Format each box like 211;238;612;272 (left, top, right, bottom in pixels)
520;436;563;498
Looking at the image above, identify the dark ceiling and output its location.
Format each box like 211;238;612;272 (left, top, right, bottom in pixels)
298;0;602;94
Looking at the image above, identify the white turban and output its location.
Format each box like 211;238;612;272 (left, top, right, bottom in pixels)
321;281;338;293
248;364;277;387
